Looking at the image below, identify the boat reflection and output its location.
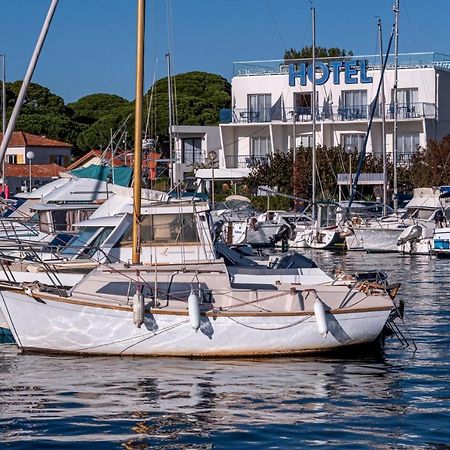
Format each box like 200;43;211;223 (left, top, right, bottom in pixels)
0;349;403;446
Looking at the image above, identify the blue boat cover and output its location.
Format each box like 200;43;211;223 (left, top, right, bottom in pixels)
71;165;133;187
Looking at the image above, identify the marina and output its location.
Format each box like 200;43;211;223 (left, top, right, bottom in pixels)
0;0;450;447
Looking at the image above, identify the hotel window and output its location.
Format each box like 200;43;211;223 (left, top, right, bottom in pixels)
341;134;366;153
6;154;17;164
294;92;312;120
398;132;420;162
250;136;271;158
340;90;368;120
247;94;271;122
297;134;313;148
181;138;202;165
391;88;418;118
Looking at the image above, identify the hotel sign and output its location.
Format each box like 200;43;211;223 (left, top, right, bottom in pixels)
289;60;373;86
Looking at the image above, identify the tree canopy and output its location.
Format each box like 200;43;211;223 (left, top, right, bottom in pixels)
284;46;353;60
5;82;82;144
4;71;231;155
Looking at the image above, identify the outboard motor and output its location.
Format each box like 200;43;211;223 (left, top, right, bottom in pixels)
397;225;422;246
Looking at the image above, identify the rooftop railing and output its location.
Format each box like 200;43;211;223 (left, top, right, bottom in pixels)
220;102;436;124
233;52;450;77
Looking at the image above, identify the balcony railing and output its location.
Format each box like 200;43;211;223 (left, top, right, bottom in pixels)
224;154;268;169
220;102;436;124
233;52;450;77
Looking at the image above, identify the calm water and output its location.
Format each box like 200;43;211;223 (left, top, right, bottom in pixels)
1;252;450;449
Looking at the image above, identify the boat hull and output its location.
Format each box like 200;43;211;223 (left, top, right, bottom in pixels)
0;290;392;357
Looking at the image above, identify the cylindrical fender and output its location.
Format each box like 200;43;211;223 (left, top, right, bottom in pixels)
188;290;201;331
313;297;328;337
133;292;145;328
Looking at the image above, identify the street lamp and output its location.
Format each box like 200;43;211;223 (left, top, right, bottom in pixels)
208;150;217;208
26;150;34;192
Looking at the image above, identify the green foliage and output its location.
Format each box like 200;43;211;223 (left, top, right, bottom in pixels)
284;46;353;60
250;195;293;211
5;82;82;144
75;105;134;152
68;94;130;125
145;71;231;138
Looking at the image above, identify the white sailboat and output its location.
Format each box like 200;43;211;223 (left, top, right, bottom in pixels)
0;0;402;357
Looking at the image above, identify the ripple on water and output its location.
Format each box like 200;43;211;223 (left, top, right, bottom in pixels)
1;252;450;448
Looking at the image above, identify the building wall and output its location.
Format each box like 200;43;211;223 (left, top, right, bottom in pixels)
222;63;445;167
5;145;71;165
172;125;221;182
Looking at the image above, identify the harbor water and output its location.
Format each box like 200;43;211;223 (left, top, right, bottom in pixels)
1;251;449;449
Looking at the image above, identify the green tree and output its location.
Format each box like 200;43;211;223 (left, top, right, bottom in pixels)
68;93;130;126
284;46;352;60
146;71;231;140
5;81;82;144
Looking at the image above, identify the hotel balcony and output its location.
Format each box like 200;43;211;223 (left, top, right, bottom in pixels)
220;102;436;124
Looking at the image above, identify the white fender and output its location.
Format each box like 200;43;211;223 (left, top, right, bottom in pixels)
188;290;201;331
132;292;145;328
313;297;328;337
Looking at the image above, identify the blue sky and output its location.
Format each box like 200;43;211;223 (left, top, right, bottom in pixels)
0;0;448;103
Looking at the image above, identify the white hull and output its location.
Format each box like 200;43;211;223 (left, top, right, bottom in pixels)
0;289;391;356
356;227;402;253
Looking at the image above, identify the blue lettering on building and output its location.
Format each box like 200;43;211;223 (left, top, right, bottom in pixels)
289;60;373;86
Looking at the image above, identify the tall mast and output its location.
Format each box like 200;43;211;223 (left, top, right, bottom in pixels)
0;0;59;165
1;54;6;190
393;0;400;213
378;18;387;216
132;0;146;265
311;5;317;216
166;52;174;189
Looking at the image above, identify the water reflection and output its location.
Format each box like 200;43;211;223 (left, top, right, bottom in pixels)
1;251;450;448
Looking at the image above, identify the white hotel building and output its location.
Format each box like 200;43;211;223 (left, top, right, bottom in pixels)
216;52;450;175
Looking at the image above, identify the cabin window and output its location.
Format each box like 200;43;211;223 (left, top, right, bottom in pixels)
38;211;53;233
62;227;99;256
120;213;199;245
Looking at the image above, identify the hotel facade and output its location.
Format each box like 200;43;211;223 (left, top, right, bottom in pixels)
217;52;450;175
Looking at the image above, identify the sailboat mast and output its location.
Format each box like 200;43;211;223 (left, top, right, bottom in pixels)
311;5;317;216
166;52;174;189
0;0;59;165
392;0;400;213
132;0;146;265
378;18;387;216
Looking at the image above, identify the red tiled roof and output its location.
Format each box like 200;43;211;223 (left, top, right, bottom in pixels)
0;131;72;148
5;163;65;178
